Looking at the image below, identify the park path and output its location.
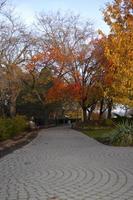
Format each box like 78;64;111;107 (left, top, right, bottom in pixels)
0;126;133;200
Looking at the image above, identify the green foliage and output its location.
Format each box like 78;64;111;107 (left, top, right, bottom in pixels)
0;115;28;141
12;115;28;135
111;120;133;146
113;113;133;123
83;127;114;145
101;119;114;127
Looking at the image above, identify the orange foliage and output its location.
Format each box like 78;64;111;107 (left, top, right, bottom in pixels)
46;78;67;103
46;78;83;104
92;38;114;86
27;46;75;75
27;53;45;71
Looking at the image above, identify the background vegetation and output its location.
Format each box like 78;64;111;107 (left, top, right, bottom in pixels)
0;0;132;144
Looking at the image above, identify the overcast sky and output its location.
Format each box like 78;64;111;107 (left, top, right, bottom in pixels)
10;0;112;33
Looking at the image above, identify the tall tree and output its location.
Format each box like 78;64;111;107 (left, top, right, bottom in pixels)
29;12;103;121
92;37;116;119
102;0;133;107
0;8;34;116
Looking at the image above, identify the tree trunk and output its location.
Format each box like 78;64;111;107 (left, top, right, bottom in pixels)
0;105;5;117
82;107;87;122
87;104;96;121
99;99;104;120
10;100;16;117
107;99;113;119
88;111;91;121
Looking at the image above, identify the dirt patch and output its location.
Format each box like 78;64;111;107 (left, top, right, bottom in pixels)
0;130;38;158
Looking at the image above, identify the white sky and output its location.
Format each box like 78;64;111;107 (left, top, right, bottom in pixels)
10;0;113;34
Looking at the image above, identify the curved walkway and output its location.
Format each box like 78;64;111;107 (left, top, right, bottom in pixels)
0;126;133;200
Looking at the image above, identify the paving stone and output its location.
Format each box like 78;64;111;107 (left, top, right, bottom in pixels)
0;126;133;200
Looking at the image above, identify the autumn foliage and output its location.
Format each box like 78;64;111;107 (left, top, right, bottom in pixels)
0;3;132;121
102;0;133;106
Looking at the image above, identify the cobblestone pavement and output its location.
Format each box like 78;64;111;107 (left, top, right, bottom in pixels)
0;126;133;200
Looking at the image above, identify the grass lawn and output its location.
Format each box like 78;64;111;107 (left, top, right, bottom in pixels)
82;127;114;144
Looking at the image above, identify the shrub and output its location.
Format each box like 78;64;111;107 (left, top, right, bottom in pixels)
12;115;28;135
0;115;28;141
113;113;133;123
111;120;133;146
101;119;114;127
0;118;11;140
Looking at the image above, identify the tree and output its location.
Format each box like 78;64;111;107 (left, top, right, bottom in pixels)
0;8;34;117
102;0;133;107
92;36;117;119
30;12;103;121
17;67;65;125
0;0;6;10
